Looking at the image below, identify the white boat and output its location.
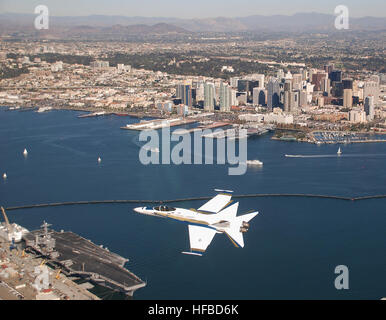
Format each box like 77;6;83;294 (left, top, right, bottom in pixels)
98;157;102;163
246;160;263;166
23;148;28;156
285;154;302;158
337;147;342;155
37;107;53;113
2;173;7;179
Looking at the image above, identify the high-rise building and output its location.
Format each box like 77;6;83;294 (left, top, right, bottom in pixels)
312;72;328;92
176;84;192;108
342;79;353;90
204;82;215;111
324;64;334;75
230;88;237;107
230;77;239;88
292;74;302;91
253;87;265;106
219;82;231;112
299;90;308;108
184;85;192;108
332;81;344;98
252;74;265;88
289;91;300;113
267;78;280;111
283;79;292;112
196;82;205;101
302;68;308;82
343;89;353;108
364;95;375;121
237;80;249;93
329;70;342;82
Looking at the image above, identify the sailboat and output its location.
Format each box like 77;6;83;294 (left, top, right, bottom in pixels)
337;147;342;155
23;148;28;156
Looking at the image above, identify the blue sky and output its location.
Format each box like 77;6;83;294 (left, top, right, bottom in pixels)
0;0;385;18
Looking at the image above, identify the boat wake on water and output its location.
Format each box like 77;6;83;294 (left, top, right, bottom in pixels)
285;154;386;158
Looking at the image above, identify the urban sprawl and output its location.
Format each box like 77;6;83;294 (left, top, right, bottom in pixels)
0;41;385;144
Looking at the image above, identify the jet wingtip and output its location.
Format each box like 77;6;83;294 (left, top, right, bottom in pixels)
181;251;203;257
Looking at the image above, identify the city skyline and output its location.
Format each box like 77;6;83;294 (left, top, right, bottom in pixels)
1;0;386;18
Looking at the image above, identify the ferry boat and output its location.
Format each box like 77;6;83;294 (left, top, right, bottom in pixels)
246;160;263;166
37;107;53;113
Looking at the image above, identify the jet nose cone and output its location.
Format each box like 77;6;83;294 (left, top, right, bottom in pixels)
134;207;142;213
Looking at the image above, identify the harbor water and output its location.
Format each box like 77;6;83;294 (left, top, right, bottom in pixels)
0;108;385;299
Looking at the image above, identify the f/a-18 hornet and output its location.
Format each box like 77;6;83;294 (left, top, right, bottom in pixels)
134;190;259;256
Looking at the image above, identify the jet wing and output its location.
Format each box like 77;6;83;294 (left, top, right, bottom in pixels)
197;193;232;213
187;225;217;255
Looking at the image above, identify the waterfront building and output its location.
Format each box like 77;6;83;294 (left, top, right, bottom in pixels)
263;112;293;124
348;110;367;123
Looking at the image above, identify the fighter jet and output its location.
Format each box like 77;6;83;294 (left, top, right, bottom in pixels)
133;190;259;256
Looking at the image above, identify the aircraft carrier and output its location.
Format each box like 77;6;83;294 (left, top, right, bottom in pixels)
0;207;146;300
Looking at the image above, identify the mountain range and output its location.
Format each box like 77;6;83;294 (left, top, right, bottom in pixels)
0;12;385;34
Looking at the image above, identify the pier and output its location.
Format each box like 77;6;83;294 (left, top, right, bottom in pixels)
121;118;198;131
77;111;109;118
173;121;231;134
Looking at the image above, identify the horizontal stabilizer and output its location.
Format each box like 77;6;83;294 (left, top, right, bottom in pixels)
225;211;259;248
225;226;245;248
237;211;259;223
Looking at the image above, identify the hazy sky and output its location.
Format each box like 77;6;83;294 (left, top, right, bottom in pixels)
0;0;385;18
